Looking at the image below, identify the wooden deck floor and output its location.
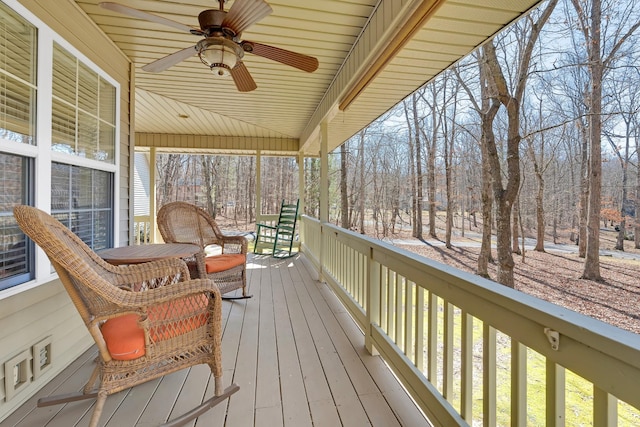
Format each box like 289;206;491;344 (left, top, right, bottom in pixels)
1;254;430;427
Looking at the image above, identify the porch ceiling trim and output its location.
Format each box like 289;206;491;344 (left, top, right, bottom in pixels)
135;133;299;155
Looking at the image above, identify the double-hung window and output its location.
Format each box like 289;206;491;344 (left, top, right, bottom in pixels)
0;1;119;292
50;43;116;252
0;2;37;290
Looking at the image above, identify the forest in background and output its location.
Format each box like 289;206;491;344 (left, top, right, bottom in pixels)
155;0;640;287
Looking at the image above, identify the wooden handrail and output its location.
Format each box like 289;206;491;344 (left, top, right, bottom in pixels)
299;215;640;426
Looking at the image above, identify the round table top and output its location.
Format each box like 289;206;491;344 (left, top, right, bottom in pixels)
97;243;200;265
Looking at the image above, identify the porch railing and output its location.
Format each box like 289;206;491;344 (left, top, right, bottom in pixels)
133;215;152;244
299;216;640;426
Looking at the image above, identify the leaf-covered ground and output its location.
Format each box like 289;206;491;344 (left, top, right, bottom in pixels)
395;236;640;334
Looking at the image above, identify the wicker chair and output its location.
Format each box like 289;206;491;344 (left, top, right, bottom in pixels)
13;205;238;427
157;202;250;299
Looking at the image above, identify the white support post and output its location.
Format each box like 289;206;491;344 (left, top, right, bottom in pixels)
298;152;305;247
319;121;329;281
320;121;329;223
256;150;262;222
298;152;305;216
149;147;157;243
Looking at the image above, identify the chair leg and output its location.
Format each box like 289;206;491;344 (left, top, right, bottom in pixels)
161;384;239;427
221;271;252;299
88;390;108;427
83;362;101;394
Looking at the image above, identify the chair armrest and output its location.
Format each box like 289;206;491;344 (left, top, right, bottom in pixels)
220;234;247;255
111;257;191;290
107;273;222;309
256;223;277;231
127;278;221;306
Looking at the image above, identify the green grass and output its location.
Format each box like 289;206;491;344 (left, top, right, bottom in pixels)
417;297;640;426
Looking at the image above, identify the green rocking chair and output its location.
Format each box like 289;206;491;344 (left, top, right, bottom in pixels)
254;199;299;258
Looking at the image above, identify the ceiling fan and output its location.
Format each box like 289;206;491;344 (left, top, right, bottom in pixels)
99;0;319;92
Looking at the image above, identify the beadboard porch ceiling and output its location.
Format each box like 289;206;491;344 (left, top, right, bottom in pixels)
75;0;542;155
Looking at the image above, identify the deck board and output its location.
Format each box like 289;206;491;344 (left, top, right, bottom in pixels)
0;254;430;427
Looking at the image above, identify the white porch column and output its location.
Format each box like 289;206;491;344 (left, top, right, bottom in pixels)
319;121;329;282
297;152;305;215
256;150;262;222
149;147;158;243
320;121;329;223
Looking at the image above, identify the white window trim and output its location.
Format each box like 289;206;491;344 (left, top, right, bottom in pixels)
0;0;121;300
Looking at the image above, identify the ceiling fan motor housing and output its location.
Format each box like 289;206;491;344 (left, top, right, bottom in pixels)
198;10;229;35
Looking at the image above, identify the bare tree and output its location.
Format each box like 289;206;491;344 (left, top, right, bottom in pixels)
604;59;640;250
419;85;443;238
635;112;640;249
304;157;320;218
570;0;640;280
340;142;350;229
156;154;186;208
358;129;366;234
456;57;496;278
522;91;563;252
201;156;221;217
402;99;421;238
442;71;459;249
481;0;557;286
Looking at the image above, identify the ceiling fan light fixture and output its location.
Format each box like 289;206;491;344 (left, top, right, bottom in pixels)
197;38;242;76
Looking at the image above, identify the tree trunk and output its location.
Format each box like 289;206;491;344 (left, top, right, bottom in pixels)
358;130;366;234
201;156;216;217
577;134;589;257
403;100;419;239
372;155;379;236
512;195;521;255
483;41;520;287
636;134;640;249
444;79;456;249
340;143;350;229
478;143;494;278
615;165;628;251
412;93;424;240
616;218;626;250
427;125;437;238
477;90;499;278
248;157;255;222
580;0;602;280
481;0;556;286
534;166;546;252
613;123;632;251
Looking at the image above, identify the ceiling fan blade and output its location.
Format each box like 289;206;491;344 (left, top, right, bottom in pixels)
230;62;257;92
99;2;204;35
142;45;197;73
243;41;319;73
222;0;272;35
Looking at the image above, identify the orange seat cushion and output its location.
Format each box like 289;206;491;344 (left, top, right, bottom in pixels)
204;254;245;274
101;294;209;361
101;314;145;361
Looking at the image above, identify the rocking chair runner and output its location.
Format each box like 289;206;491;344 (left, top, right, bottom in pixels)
254;199;299;257
157;202;250;299
13;205;238;427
